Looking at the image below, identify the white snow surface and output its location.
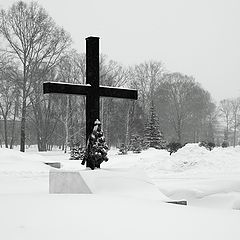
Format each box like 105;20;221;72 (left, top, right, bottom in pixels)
1;144;240;240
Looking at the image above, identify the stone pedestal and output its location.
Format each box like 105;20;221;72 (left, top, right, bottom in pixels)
49;170;91;194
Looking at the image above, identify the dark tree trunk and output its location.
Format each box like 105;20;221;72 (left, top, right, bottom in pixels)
20;98;27;152
37;132;47;152
10;121;16;149
10;102;18;149
68;96;74;148
233;116;237;147
177;119;182;144
3;117;8;148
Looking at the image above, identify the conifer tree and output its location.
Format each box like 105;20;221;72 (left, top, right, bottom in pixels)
143;101;166;149
118;143;128;155
81;119;109;169
129;134;142;153
69;146;85;160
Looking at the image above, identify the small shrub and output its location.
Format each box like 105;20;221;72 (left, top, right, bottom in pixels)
69;146;85;160
222;141;229;148
199;141;207;148
207;142;215;151
166;142;182;155
118;143;128;155
199;141;215;151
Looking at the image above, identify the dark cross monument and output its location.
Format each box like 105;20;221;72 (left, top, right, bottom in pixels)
43;36;138;155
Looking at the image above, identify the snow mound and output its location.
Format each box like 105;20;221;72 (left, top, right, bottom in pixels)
171;143;240;173
0;148;50;174
80;168;172;201
136;148;174;177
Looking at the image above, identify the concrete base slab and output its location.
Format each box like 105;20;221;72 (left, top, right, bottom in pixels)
49;170;91;194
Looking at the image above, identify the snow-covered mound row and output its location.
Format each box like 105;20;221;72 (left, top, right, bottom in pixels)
1;144;240;209
121;144;240;208
133;144;240;176
171;143;240;173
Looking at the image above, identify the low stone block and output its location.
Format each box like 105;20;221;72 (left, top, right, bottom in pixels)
166;200;187;205
49;170;92;194
45;162;61;168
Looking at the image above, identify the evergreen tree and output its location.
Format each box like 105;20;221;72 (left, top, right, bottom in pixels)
128;134;142;153
118;143;128;155
81;119;109;170
69;146;85;160
143;101;166;149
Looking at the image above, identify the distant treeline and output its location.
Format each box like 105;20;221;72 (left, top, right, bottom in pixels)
0;1;239;151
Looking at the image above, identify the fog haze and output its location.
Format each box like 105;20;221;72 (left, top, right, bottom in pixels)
1;0;240;101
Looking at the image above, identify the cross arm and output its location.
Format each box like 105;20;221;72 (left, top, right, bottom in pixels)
99;86;138;100
43;82;91;95
43;82;138;100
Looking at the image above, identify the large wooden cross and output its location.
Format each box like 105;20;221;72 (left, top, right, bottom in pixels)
43;36;138;143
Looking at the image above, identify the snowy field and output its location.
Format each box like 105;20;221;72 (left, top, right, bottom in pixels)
1;144;240;240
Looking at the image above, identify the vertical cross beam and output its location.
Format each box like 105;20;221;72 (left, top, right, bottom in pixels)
86;37;100;142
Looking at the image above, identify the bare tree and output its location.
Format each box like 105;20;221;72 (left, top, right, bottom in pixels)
187;86;217;143
48;51;86;152
230;98;240;147
219;99;232;143
28;68;59;151
99;56;129;143
203;101;218;143
0;1;71;151
9;91;20;149
129;61;165;119
0;53;19;148
100;55;128;87
155;72;215;144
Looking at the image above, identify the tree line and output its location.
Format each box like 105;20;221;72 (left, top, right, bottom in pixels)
0;1;239;152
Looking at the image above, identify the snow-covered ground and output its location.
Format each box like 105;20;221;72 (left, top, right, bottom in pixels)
1;144;240;240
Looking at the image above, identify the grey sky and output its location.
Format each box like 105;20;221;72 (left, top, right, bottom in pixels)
1;0;240;102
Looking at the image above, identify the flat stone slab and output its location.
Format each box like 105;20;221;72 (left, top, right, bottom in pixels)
49;170;91;194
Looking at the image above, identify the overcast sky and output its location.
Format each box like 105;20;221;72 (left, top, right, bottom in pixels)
1;0;240;102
